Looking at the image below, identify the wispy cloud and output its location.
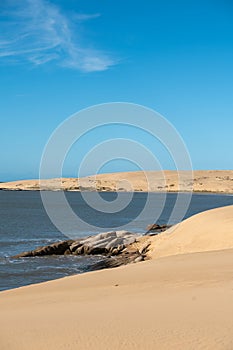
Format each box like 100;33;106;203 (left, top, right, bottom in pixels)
0;0;116;72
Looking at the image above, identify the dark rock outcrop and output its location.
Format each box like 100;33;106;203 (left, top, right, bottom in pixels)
90;252;139;270
145;223;172;235
13;240;74;258
12;231;152;271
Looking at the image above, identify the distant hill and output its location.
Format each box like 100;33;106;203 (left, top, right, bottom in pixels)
0;170;232;193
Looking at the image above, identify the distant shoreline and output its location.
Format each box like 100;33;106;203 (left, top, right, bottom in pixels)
0;170;233;193
0;189;233;195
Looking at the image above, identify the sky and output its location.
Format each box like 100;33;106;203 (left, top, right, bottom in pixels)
0;0;232;181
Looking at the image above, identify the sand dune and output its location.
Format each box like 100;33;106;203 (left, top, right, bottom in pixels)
0;170;233;193
148;204;233;259
1;205;233;349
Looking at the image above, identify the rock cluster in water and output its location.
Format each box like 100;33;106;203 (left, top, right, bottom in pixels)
13;231;152;270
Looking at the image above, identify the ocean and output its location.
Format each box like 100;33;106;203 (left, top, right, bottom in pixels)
0;191;232;291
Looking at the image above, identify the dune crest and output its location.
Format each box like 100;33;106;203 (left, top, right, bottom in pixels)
148;205;233;259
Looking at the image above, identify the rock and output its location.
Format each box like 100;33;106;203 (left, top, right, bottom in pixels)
73;244;92;255
138;243;151;255
90;250;140;271
133;256;144;263
87;245;108;255
105;237;124;250
69;240;82;252
12;229;149;273
13;240;74;258
110;245;124;256
115;230;133;238
145;223;172;234
89;236;115;248
70;231;138;256
64;249;72;255
12;230;143;274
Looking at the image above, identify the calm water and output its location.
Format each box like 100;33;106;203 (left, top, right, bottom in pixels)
0;191;232;291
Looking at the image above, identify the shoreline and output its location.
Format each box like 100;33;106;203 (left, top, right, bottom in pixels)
1;188;233;197
1;189;233;194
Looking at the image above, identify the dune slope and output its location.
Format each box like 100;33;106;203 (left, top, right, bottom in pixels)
149;204;233;259
0;205;233;350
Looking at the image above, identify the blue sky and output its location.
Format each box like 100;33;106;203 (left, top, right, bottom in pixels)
0;0;232;181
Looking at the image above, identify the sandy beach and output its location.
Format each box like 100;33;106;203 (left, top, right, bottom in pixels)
0;170;233;193
1;205;233;350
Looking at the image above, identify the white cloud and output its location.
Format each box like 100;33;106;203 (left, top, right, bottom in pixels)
0;0;116;72
73;13;101;21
